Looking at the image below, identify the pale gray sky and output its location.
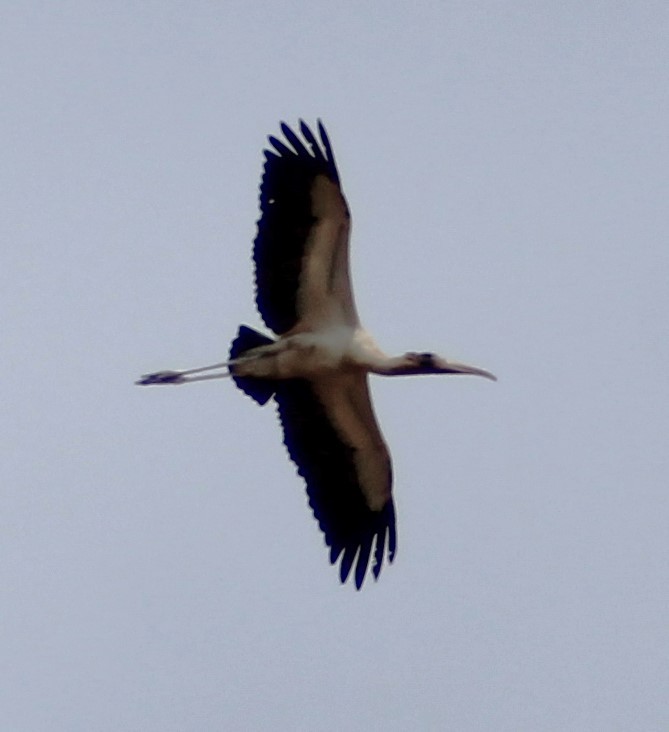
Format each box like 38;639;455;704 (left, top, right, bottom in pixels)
3;2;669;730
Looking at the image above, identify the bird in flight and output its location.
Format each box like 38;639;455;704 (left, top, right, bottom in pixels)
138;120;495;589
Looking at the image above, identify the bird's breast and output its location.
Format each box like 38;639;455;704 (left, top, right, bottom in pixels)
278;329;355;378
233;327;363;381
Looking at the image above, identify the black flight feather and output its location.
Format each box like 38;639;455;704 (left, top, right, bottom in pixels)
253;120;340;335
273;378;396;589
299;119;326;163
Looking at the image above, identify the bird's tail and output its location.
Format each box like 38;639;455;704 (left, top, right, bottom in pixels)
229;325;276;406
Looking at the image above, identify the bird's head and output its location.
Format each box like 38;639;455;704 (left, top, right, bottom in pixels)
393;351;497;380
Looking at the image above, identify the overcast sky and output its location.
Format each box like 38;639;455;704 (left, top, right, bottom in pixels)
3;2;669;730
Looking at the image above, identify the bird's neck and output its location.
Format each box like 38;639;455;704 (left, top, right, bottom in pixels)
369;355;415;376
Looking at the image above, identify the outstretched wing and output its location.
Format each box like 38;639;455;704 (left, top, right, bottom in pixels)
254;120;359;335
273;374;396;589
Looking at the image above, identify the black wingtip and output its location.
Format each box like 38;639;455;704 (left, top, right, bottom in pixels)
339;545;357;586
268;134;294;157
388;524;397;563
354;535;373;590
280;122;310;158
317;120;329;148
372;526;387;580
316;120;339;182
299;120;326;162
329;543;343;566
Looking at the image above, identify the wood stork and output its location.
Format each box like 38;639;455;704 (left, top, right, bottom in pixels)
137;120;495;589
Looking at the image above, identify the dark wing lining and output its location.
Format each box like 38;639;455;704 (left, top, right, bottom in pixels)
254;120;341;335
273;379;396;590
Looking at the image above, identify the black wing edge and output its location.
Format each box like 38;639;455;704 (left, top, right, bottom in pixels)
253;120;341;335
273;379;397;590
229;325;276;406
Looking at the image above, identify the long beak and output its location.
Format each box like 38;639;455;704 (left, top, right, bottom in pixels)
434;357;497;381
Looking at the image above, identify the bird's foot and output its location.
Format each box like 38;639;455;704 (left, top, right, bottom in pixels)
135;370;186;385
